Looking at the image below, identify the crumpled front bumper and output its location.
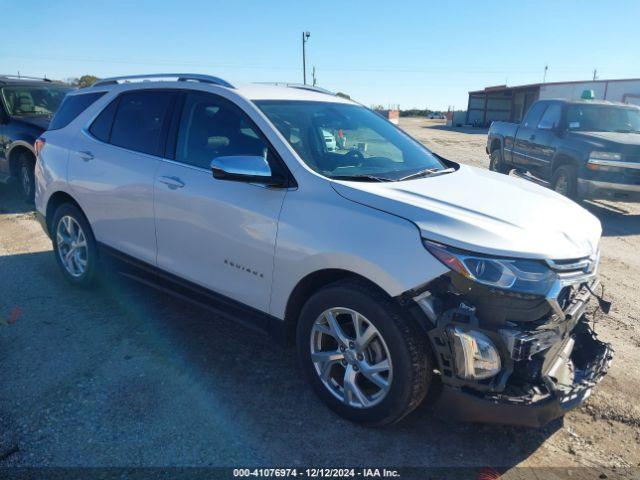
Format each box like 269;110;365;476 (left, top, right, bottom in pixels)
433;321;613;427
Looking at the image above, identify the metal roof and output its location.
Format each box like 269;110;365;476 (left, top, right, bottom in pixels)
469;77;640;95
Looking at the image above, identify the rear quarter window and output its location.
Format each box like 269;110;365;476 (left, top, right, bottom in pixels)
49;92;106;130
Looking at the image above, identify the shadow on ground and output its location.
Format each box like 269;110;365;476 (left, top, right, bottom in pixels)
0;250;559;468
0;183;33;215
583;200;640;237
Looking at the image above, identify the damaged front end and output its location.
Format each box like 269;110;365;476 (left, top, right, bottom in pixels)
404;242;613;427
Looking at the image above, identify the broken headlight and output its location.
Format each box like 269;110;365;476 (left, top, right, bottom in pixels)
449;327;501;379
423;240;557;296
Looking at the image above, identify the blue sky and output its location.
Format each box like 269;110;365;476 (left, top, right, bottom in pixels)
2;0;638;109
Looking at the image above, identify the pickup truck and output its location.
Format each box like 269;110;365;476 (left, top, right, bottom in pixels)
487;99;640;201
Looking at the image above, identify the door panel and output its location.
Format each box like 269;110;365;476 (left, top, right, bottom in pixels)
68;132;160;264
154;161;285;311
153;91;288;312
67;90;176;264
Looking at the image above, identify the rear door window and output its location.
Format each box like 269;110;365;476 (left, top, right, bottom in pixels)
49;92;105;130
109;90;176;156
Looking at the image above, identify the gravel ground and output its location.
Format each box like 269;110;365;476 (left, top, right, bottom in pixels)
0;119;639;474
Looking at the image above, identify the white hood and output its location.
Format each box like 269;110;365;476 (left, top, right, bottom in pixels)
331;165;601;260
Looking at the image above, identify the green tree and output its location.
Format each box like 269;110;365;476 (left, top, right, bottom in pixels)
73;75;100;88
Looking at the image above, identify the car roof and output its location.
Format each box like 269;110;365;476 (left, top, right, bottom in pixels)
70;73;355;105
545;98;638;108
0;75;69;87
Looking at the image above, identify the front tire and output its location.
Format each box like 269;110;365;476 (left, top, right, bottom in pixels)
18;153;35;202
296;280;432;426
489;149;510;174
51;203;99;287
552;165;578;200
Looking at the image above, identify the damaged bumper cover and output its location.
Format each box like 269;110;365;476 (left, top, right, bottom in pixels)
408;272;613;427
434;322;612;427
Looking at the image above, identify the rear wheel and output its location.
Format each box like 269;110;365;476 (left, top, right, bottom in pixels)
18;153;35;202
296;280;432;426
552;165;578;200
489;149;510;174
52;203;100;287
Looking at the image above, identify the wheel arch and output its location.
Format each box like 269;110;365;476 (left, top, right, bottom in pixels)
45;190;84;235
7;142;35;177
551;152;580;174
283;268;393;345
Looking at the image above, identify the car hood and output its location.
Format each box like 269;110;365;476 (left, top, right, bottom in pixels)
568;131;640;147
331;165;601;260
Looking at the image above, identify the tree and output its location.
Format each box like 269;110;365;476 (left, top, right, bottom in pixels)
72;75;100;88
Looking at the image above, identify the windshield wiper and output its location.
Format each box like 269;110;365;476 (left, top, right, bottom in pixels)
331;174;394;182
399;167;455;181
614;129;640;134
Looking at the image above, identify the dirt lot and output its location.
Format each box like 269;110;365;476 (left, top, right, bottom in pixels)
1;118;639;475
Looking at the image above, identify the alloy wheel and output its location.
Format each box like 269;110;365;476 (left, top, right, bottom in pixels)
56;216;89;278
310;307;393;408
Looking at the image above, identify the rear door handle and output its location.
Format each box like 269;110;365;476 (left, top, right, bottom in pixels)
158;175;185;190
529;134;536;141
78;150;94;161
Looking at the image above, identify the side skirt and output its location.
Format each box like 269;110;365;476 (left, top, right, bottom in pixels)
97;243;288;345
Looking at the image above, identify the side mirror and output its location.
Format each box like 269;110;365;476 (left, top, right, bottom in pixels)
210;155;286;187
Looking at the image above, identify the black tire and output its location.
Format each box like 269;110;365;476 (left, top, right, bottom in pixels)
18;153;36;202
489;149;510;174
51;203;100;287
296;280;432;426
552;165;578;200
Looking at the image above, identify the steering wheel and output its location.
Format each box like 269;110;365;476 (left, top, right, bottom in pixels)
345;149;365;166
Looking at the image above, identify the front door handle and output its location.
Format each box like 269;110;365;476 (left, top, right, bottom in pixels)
529;134;536;141
78;150;94;162
159;175;185;190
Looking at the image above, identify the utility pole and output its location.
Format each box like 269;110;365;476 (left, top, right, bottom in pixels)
593;68;598;81
542;64;548;83
302;31;311;85
312;66;317;86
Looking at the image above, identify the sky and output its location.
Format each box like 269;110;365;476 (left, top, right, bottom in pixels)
2;0;639;110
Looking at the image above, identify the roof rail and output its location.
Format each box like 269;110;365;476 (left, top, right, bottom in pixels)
92;73;234;88
0;75;53;82
255;82;335;96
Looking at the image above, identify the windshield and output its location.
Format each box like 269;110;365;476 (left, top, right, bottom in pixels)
256;100;447;181
1;85;72;117
566;104;640;133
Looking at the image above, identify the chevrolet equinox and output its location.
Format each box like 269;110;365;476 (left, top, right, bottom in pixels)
35;74;612;427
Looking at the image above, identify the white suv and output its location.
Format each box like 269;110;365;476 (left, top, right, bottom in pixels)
35;74;612;427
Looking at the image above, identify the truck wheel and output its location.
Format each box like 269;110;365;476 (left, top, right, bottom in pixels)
296;280;432;426
51;203;100;287
18;153;36;203
552;165;578;200
489;149;510;174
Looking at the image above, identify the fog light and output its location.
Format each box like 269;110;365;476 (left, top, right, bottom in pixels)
450;327;501;380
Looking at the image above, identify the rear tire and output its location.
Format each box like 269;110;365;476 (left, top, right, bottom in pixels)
489;149;510;174
552;165;578;200
296;280;432;426
51;203;100;287
18;153;35;203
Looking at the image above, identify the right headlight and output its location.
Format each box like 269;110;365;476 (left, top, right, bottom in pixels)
423;240;558;296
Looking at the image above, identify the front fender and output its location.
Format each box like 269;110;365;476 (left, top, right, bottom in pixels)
269;183;448;319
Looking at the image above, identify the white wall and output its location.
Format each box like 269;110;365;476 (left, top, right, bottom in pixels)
539;80;640;103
